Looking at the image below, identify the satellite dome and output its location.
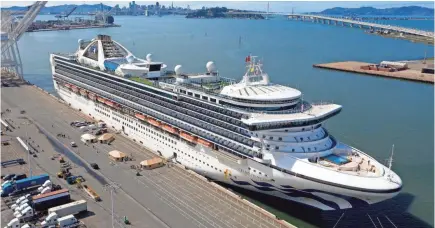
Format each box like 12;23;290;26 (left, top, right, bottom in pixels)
78;39;83;45
146;53;153;62
206;61;216;73
126;55;135;64
174;65;183;75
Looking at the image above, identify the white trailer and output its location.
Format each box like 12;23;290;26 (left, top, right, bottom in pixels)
48;200;87;218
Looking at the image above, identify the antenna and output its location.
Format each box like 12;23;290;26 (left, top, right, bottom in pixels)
388;144;394;171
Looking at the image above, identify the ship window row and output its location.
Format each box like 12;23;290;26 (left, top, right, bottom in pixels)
54;75;258;158
55;58;174;99
219;100;297;112
55;67;253;145
177;151;237;178
180;96;247;122
249;110;341;131
58;58;248;121
56;63;248;134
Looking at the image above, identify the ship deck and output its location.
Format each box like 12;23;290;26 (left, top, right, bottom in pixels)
1;75;295;228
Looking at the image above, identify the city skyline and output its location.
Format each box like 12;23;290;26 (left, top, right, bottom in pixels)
1;1;434;13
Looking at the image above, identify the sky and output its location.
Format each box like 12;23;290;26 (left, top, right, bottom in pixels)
1;1;434;13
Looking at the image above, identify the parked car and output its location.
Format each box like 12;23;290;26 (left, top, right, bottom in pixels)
12;174;27;181
2;174;16;181
95;128;108;136
90;163;99;170
87;124;97;130
74;122;87;127
70;142;77;147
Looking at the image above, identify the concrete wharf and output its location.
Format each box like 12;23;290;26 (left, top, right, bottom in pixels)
1;76;296;228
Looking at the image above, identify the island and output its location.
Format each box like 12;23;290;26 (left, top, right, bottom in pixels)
186;7;265;19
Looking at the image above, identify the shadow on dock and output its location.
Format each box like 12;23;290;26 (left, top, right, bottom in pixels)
220;183;432;228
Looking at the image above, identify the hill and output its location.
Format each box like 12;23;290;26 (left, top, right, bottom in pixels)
316;6;434;16
1;4;112;14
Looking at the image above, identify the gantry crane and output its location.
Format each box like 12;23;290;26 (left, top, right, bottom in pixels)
1;1;47;80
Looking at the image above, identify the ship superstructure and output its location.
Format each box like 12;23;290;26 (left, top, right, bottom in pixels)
50;35;402;210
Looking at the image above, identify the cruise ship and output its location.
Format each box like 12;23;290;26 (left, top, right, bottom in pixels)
50;35;402;210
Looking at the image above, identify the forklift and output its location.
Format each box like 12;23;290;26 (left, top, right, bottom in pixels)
57;167;71;179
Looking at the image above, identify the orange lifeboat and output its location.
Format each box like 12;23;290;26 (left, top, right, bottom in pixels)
148;118;161;127
197;138;213;148
80;89;87;96
97;97;106;103
71;86;79;93
180;132;197;143
105;100;114;107
65;84;71;88
162;124;179;134
135;113;146;121
88;93;96;100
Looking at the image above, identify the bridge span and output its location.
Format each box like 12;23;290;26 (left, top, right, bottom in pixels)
225;11;434;38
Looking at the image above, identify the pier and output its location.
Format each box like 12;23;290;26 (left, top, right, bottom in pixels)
313;61;434;84
1;73;297;228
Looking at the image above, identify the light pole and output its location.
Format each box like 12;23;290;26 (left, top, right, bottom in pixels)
103;182;120;228
22;121;32;177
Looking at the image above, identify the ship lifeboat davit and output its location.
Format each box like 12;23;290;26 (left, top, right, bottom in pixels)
80;89;87;96
97;97;106;103
162;124;179;134
135;113;146;121
148;118;161;127
180;132;197;143
197;138;213;148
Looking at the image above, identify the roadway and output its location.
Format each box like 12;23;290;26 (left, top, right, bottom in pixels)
1;81;290;228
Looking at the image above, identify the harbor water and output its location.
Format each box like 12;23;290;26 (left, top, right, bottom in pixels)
18;15;434;228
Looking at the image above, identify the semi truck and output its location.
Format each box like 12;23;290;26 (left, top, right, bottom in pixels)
3;218;35;228
32;189;70;211
41;213;79;228
48;200;87;218
1;174;50;197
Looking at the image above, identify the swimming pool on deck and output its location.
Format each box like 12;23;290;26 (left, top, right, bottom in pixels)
323;154;350;165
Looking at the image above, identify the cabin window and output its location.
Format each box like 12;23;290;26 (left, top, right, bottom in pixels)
275;146;279;150
279;137;282;141
292;149;295;152
202;96;208;100
195;94;200;98
188;92;193;96
269;136;273;140
210;98;216;103
149;64;162;72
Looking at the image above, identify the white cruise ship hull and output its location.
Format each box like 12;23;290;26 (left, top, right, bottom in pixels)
53;81;400;211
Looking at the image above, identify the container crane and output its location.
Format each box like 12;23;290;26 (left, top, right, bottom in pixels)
1;1;47;80
55;6;77;20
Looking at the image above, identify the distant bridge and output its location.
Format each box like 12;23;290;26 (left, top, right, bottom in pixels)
225;11;434;38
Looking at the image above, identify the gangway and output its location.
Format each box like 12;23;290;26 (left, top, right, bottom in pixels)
1;1;47;80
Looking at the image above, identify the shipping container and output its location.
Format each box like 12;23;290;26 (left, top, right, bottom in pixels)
32;189;70;211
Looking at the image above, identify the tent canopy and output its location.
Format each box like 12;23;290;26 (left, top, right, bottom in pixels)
81;134;96;140
98;133;114;141
140;157;163;166
109;150;126;159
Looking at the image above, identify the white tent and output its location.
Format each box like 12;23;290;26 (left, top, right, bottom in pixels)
81;134;96;143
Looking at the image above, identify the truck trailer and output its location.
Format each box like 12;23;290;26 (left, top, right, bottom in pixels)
32;189;70;211
48;200;87;218
1;174;50;197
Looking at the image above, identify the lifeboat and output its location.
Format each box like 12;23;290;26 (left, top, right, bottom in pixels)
162;124;179;134
197;138;213;148
65;84;71;89
135;113;146;121
88;93;96;100
80;89;87;96
148;118;161;127
71;85;79;93
97;97;106;103
180;132;197;143
105;100;114;107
